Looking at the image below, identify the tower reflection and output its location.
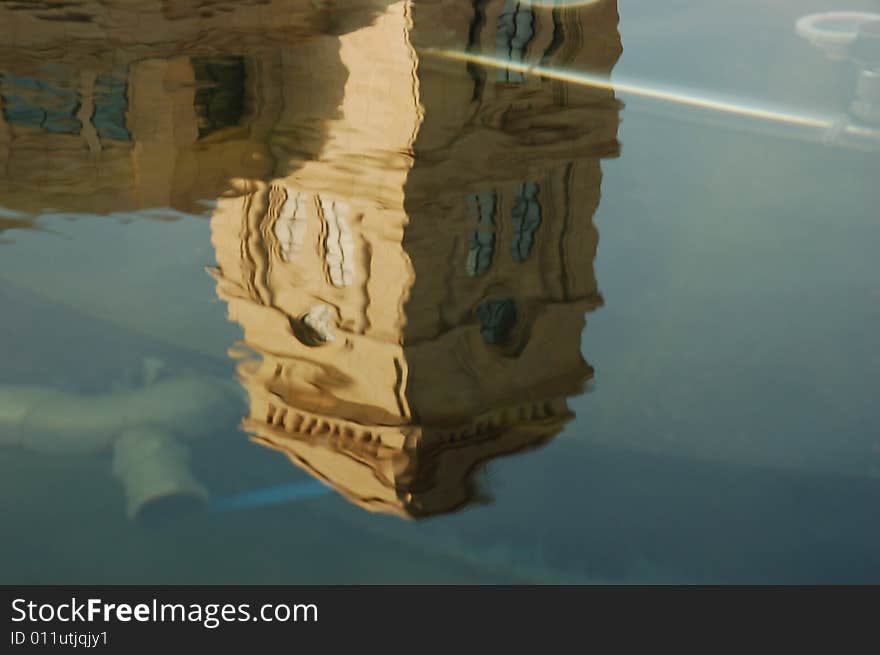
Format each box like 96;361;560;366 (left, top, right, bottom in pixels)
208;0;622;517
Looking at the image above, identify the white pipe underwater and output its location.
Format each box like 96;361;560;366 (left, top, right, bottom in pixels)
0;376;240;453
0;372;337;520
0;374;242;521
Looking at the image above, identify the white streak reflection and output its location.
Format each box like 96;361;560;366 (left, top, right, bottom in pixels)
428;49;832;130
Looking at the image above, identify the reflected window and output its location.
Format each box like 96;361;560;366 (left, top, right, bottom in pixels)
291;304;337;347
192;56;246;139
0;71;81;135
476;298;518;346
319;197;355;288
466;192;497;277
466;0;489;101
540;7;567;66
92;68;131;141
510;182;542;262
273;186;308;262
496;0;536;83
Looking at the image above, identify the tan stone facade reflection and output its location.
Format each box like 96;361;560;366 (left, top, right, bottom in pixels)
0;0;387;218
1;0;621;517
208;0;622;517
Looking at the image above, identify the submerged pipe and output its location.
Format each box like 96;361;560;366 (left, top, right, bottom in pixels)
0;376;240;454
0;375;242;521
113;426;209;523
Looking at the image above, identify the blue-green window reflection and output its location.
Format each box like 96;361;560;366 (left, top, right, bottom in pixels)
193;57;246;139
466;192;497;277
496;0;536;83
476;298;518;346
92;69;131;141
510;182;542;262
0;71;81;135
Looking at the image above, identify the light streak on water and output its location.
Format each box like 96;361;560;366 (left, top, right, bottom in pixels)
426;49;836;131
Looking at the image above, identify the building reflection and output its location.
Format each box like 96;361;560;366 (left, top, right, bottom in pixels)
0;0;622;518
0;0;388;219
209;0;622;517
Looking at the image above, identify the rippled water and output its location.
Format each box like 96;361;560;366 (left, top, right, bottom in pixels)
1;0;879;584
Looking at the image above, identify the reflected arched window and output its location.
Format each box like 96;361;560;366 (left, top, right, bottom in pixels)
476;298;518;346
1;66;132;142
319;197;355;288
466;192;497;277
92;68;131;141
193;56;245;139
466;0;489;101
510;182;542;262
496;0;536;83
273;186;308;262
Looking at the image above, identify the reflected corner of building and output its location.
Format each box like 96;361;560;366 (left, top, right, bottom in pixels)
0;0;623;518
208;0;623;519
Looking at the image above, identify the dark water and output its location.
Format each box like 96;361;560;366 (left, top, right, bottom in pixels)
1;1;879;584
